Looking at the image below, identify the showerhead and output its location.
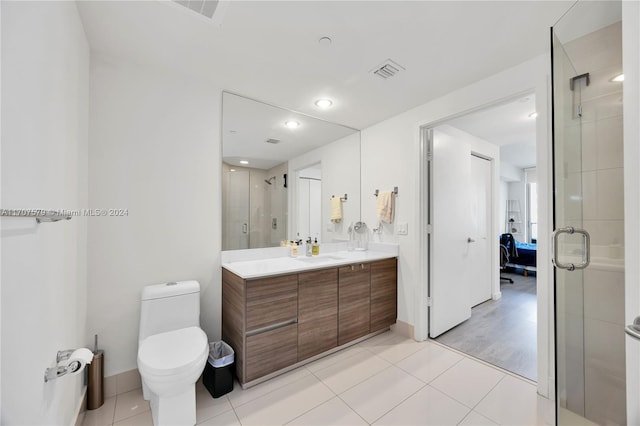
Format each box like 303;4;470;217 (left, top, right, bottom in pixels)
264;176;276;185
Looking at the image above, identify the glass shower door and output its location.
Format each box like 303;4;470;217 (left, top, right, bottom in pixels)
552;2;625;424
552;31;589;423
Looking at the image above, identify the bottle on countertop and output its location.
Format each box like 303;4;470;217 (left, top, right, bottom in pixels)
312;238;320;256
290;241;298;257
305;238;313;256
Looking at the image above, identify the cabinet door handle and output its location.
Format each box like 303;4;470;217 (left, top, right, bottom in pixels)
361;264;364;270
246;319;297;337
351;265;355;271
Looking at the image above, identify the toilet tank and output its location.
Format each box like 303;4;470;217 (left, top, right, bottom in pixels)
139;280;201;341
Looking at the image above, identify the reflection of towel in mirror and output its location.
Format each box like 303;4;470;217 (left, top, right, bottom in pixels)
331;197;342;223
376;191;395;224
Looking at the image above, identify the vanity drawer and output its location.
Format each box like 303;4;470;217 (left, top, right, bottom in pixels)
245;323;298;382
246;274;298;332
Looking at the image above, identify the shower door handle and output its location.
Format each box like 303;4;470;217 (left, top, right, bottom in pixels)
551;226;591;271
626;317;640;341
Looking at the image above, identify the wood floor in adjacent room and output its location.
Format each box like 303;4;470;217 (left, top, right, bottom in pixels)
434;271;537;381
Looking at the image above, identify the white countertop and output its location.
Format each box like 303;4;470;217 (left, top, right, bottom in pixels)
222;243;398;280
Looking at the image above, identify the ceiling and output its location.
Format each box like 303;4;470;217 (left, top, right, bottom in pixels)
447;94;537;169
76;0;575;131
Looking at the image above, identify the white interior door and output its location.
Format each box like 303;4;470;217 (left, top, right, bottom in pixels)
429;127;472;338
469;154;492;307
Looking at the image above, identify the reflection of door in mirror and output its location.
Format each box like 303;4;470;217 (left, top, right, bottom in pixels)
296;164;322;241
222;162;287;250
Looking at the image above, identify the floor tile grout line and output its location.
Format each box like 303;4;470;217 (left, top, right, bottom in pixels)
333;361;395;396
455;409;475;426
309;351;394;395
227;368;313;409
335;392;375;425
278;378;338;426
467;375;508;424
360;381;429;425
426;359;507;412
306;346;373;376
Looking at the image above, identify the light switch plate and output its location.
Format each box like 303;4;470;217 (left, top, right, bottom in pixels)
397;222;408;235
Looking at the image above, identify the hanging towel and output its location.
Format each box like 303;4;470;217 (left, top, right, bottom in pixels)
376;191;395;224
331;197;342;223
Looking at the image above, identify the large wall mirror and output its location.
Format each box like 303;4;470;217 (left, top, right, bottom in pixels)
222;92;361;250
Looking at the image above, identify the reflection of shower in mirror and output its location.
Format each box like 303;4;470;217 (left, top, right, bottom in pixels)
264;176;276;185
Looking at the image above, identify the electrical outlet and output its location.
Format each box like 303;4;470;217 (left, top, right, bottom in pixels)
397;222;408;235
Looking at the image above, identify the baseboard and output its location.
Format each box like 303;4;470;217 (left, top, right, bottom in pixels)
391;319;415;339
492;291;502;300
73;387;87;426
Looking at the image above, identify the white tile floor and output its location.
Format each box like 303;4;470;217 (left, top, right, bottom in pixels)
82;331;553;426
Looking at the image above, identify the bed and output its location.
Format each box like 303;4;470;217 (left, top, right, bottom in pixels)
500;234;537;275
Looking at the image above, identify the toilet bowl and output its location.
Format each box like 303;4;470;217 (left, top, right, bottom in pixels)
138;327;208;425
137;281;208;426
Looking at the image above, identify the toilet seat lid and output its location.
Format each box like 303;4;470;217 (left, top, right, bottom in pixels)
138;327;208;376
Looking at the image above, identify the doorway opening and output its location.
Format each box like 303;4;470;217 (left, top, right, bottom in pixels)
425;95;539;382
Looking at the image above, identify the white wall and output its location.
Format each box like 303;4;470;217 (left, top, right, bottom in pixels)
87;54;220;376
1;2;89;423
360;54;553;396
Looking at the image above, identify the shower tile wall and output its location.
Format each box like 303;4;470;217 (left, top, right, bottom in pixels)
564;21;626;425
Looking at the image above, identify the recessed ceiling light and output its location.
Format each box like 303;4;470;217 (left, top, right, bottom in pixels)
239;160;249;165
285;120;300;129
229;169;236;172
315;99;333;109
528;112;538;119
610;73;624;82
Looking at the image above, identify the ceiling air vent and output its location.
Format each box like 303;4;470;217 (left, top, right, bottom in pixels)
371;59;406;80
265;138;281;144
171;0;229;22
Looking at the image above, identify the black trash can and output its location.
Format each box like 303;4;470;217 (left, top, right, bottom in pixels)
203;341;234;398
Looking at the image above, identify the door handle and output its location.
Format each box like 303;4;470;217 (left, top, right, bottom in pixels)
467;237;476;243
626;317;640;341
551;226;590;271
242;223;248;234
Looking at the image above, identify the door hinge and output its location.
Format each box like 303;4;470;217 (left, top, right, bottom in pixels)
427;297;433;307
426;224;433;234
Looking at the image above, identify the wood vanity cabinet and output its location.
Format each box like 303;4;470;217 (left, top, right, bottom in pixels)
222;257;397;386
338;263;371;345
370;258;398;332
298;269;338;361
222;270;298;384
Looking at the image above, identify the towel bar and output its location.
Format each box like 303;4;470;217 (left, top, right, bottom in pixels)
374;187;398;197
331;194;347;202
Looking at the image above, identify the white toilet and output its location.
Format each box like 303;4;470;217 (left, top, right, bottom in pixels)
137;281;208;426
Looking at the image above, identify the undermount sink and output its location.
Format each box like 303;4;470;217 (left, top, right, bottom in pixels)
295;255;344;263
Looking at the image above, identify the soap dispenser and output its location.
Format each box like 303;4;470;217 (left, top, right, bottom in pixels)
305;238;313;256
312;238;320;256
290;241;298;257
